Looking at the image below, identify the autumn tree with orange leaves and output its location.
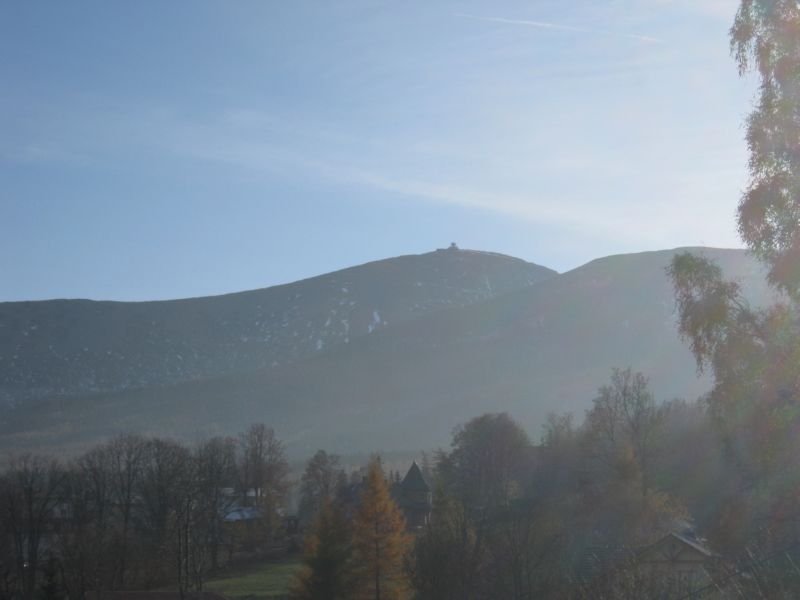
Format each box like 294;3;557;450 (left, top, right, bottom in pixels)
352;457;411;600
667;0;800;560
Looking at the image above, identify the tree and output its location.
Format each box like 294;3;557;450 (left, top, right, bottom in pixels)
483;503;566;600
579;370;688;548
668;0;800;554
238;425;290;540
0;455;63;600
351;457;410;600
106;434;146;589
410;486;486;600
731;0;800;296
167;479;211;600
165;463;203;600
56;456;113;600
536;413;579;500
290;501;355;600
584;368;667;499
446;413;532;510
0;515;20;600
137;438;194;587
37;557;63;600
298;450;345;525
194;436;237;570
138;438;191;541
74;444;114;588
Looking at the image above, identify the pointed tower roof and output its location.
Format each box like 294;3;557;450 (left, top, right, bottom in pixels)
401;461;430;493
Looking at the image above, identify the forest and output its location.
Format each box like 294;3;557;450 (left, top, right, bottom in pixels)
2;364;800;599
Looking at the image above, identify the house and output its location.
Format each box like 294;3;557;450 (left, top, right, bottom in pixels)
338;462;433;531
391;462;432;530
578;529;720;599
436;242;459;252
635;532;719;597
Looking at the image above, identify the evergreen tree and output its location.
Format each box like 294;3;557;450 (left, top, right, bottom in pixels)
351;457;410;600
290;501;354;600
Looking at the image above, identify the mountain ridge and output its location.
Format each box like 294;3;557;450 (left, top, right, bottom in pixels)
0;247;550;305
0;247;556;405
0;246;770;457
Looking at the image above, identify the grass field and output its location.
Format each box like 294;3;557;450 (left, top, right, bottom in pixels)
204;557;303;600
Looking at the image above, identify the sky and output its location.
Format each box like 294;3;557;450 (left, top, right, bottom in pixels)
1;0;754;302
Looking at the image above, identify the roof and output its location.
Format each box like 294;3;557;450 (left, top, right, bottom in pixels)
639;531;715;560
577;531;716;581
224;507;262;522
576;546;636;582
401;461;430;493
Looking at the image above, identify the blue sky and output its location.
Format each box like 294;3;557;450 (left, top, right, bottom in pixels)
2;0;752;301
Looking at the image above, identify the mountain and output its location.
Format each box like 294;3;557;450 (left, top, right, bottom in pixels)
0;247;769;457
0;246;555;406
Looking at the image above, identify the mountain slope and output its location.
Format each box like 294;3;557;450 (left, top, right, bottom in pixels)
0;246;555;406
0;247;770;457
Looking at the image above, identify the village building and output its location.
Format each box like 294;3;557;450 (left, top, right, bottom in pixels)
339;461;433;532
636;532;718;593
578;529;720;599
391;461;432;530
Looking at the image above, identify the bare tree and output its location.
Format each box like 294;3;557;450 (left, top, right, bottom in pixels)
137;437;205;592
105;434;147;588
485;503;566;600
298;450;344;524
585;368;667;499
238;425;290;540
410;488;487;600
0;514;19;600
139;438;192;543
164;455;200;600
0;454;63;600
194;436;237;570
56;460;105;600
58;444;119;598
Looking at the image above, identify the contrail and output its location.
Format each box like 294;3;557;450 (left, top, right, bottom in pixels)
456;13;661;44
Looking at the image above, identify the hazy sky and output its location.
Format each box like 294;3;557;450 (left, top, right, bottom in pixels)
2;0;753;301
